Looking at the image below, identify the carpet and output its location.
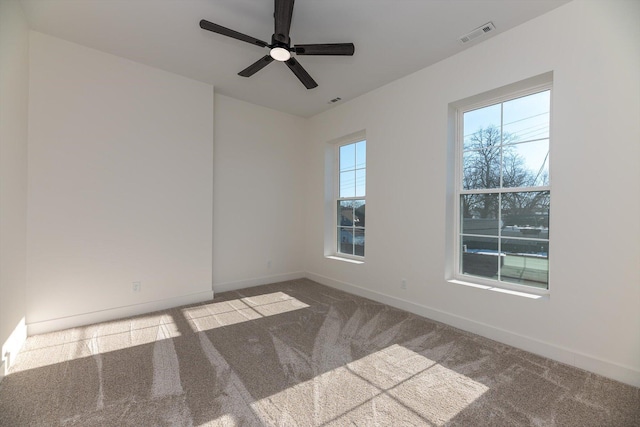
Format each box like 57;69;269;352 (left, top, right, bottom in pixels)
0;279;638;426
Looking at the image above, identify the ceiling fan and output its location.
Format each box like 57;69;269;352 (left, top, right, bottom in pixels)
200;0;355;89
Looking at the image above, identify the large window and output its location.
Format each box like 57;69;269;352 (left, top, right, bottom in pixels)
337;139;366;257
457;87;551;290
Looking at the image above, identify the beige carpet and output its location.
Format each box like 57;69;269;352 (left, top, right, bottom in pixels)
0;279;638;426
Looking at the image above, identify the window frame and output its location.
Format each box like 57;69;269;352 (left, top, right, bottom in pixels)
453;82;552;293
334;138;366;260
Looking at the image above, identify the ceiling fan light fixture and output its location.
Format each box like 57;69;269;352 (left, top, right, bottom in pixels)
270;47;291;61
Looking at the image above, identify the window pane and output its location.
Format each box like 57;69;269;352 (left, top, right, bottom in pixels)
463;104;501;150
463;148;501;190
503;140;549;187
355;169;366;197
461;236;500;279
338;200;354;226
354;229;365;256
461;194;499;236
500;239;549;289
340;171;355;198
503;90;550;142
340;143;355;172
501;191;550;238
337;140;366;258
355;140;366;169
338;228;354;255
353;200;365;227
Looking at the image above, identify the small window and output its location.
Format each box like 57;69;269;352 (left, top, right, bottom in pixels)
337;140;366;257
456;86;551;290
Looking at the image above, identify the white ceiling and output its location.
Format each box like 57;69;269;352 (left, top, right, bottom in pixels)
20;0;570;118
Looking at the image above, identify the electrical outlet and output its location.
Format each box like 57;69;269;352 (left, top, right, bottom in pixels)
401;279;407;290
267;260;272;269
132;281;141;292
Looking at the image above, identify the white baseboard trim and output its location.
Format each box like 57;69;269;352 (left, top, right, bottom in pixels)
1;316;27;382
27;290;214;336
306;272;640;388
214;271;306;293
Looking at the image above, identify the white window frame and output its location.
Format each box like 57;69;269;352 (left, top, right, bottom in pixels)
324;131;366;262
453;80;552;294
335;138;366;260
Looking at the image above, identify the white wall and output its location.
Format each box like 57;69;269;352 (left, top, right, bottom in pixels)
213;94;307;291
304;0;640;386
27;32;214;333
0;0;30;376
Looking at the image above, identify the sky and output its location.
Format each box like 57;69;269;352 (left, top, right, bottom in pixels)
463;90;550;185
339;140;366;198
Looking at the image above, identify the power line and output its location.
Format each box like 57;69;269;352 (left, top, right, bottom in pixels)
463;111;549;138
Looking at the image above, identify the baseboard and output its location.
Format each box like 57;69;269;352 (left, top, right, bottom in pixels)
214;271;306;293
306;272;640;388
1;317;27;382
27;290;214;336
27;270;306;336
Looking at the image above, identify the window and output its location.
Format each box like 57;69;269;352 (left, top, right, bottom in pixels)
456;86;551;290
337;139;366;257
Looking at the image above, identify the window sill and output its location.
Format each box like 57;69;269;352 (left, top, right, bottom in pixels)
325;255;364;265
448;279;549;300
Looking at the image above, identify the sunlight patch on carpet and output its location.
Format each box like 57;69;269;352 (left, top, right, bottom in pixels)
250;344;489;426
182;292;309;332
10;313;180;373
195;413;239;426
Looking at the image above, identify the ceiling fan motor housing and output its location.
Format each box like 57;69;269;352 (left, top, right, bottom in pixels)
271;34;290;50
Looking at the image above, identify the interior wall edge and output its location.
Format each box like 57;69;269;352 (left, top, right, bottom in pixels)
0;0;29;382
305;271;640;388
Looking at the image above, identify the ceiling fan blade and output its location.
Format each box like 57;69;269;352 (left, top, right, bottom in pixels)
274;0;294;44
294;43;355;56
285;57;318;89
238;55;275;77
200;20;269;48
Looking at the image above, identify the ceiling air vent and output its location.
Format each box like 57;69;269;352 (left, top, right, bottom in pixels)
459;22;495;44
